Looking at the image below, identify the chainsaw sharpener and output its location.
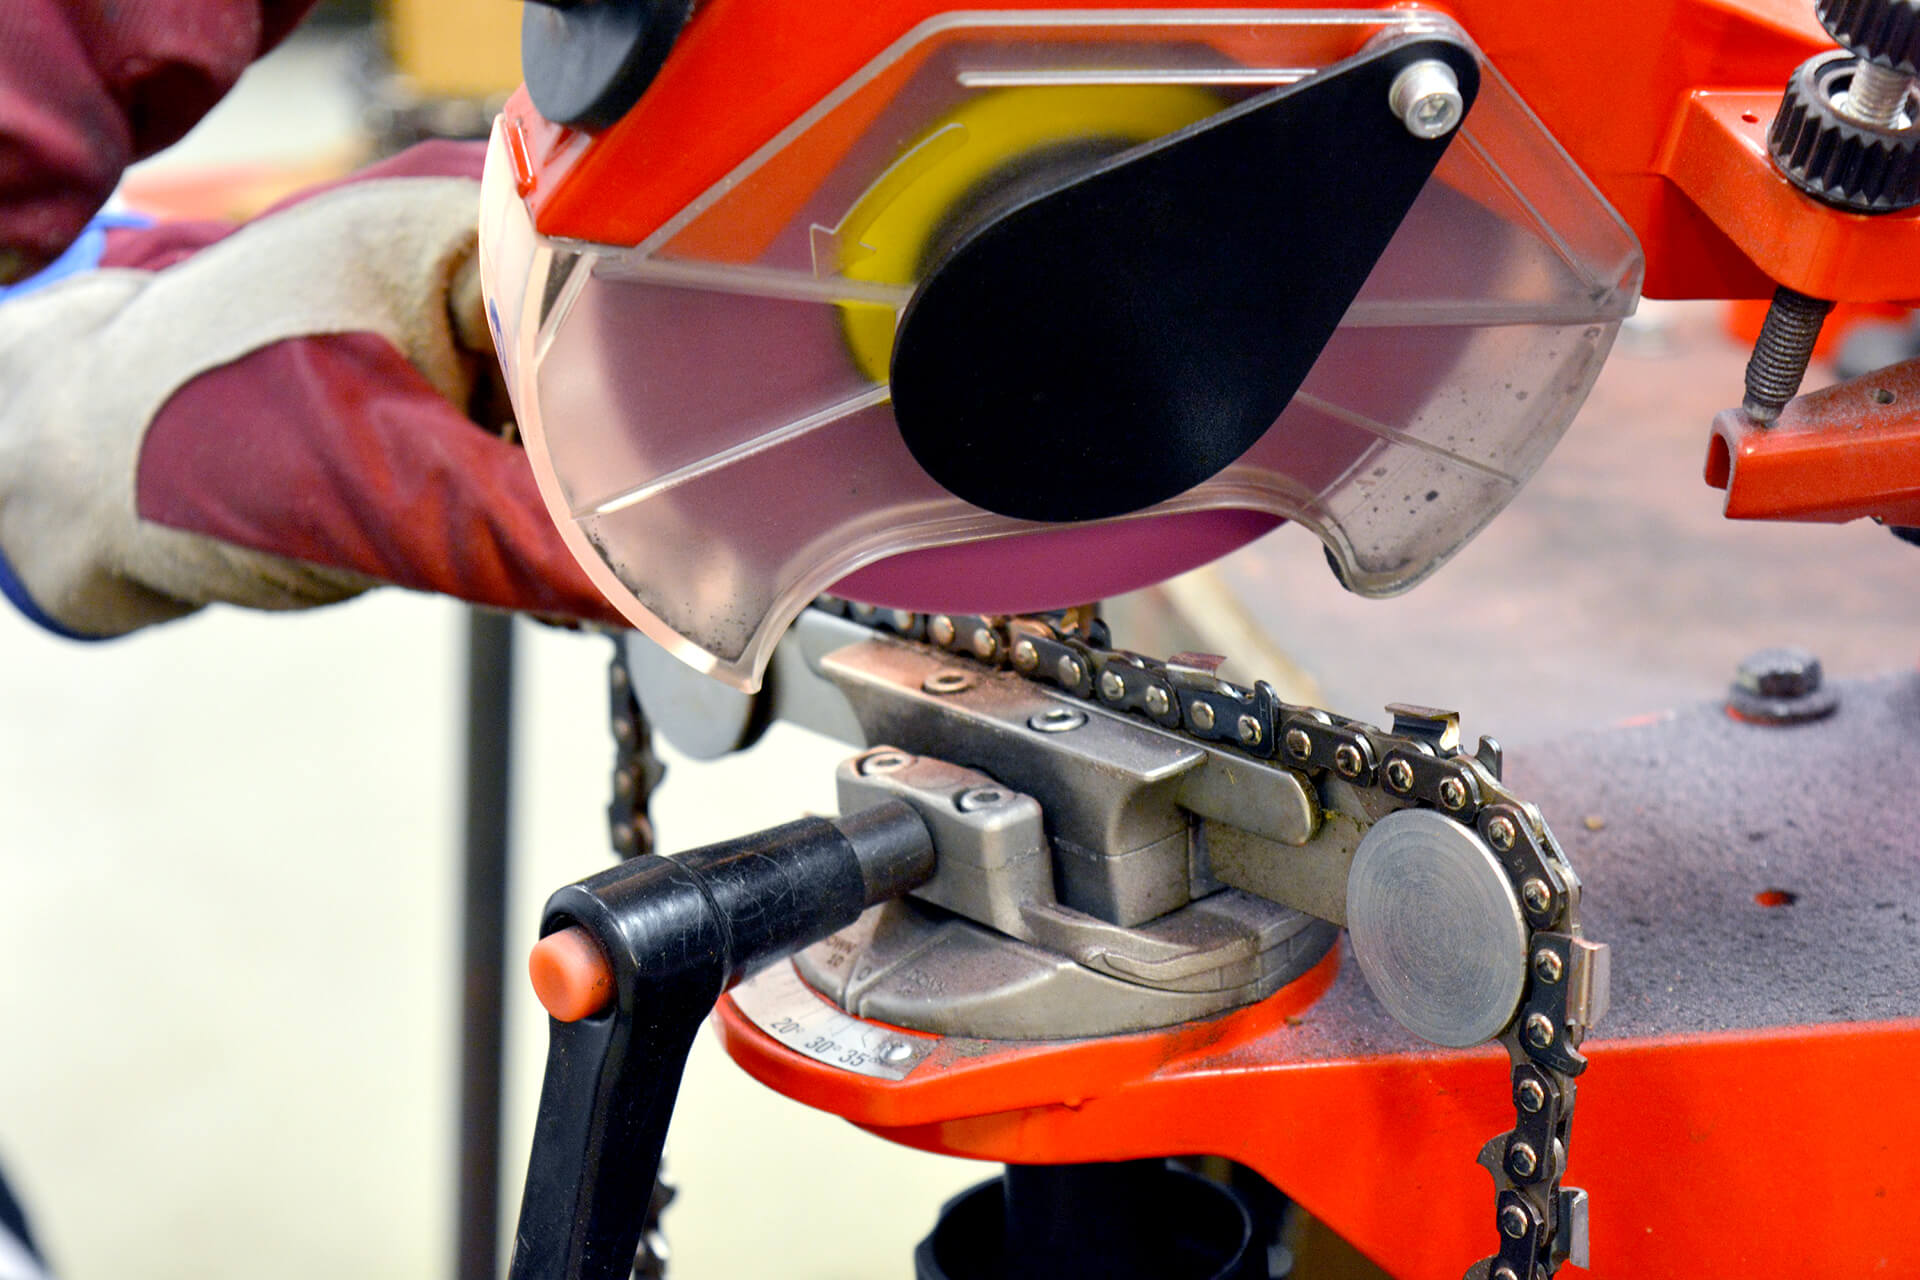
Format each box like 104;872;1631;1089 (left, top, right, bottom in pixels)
488;3;1920;1277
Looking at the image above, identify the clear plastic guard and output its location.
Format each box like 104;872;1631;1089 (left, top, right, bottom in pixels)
480;11;1643;689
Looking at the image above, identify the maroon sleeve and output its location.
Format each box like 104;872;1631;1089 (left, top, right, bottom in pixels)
0;0;319;281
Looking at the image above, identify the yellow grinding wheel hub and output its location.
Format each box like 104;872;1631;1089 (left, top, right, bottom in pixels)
835;85;1223;384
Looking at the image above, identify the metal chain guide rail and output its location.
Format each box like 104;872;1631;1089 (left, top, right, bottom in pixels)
812;599;1609;1280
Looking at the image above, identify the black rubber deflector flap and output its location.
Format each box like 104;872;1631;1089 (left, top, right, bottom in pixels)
889;37;1480;523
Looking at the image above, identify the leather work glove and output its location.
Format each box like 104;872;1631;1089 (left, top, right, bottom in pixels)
0;142;623;638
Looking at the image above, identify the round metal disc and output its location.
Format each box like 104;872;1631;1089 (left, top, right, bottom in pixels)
1346;808;1527;1047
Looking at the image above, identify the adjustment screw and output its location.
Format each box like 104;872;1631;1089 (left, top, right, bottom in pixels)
1498;1203;1531;1239
928;616;956;647
1029;707;1087;734
956;787;1006;813
1011;638;1040;672
1099;670;1127;701
1743;287;1834;424
1438;776;1468;810
1524;1012;1557;1049
1515;1077;1548;1113
1384;758;1415;792
1057;655;1085;687
1389;59;1465;139
1507;1141;1540;1179
1333;742;1364;777
1145;686;1173;717
1284;727;1313;759
971;627;1000;661
1190;702;1217;732
1533;948;1565;984
1521;877;1553;914
1487;814;1518;851
1237;714;1263;746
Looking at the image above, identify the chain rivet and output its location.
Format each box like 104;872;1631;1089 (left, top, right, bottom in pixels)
971;628;999;661
1507;1141;1539;1178
1333;742;1364;777
1099;670;1127;701
1515;1078;1547;1113
1057;655;1085;687
1191;702;1217;732
1438;776;1468;810
1237;714;1262;746
1524;1012;1557;1049
1521;878;1553;914
1011;638;1040;672
1498;1204;1531;1239
1285;727;1313;759
1533;948;1564;984
1384;758;1414;792
928;615;956;647
1145;686;1173;717
1487;813;1518;851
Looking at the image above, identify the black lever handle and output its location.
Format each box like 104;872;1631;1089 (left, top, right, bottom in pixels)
507;800;934;1280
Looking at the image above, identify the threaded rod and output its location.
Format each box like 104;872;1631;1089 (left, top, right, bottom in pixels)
1743;286;1833;423
1842;60;1916;127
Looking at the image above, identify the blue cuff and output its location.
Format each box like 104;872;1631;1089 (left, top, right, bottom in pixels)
0;212;152;639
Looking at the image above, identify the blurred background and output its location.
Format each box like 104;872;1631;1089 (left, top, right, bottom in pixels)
1;5;1917;1279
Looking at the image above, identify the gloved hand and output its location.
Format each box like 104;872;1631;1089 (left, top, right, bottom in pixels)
0;142;623;637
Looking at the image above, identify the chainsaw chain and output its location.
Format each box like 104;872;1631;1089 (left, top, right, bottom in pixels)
813;599;1606;1280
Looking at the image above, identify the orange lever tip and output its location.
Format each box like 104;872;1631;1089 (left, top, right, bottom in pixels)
529;925;615;1022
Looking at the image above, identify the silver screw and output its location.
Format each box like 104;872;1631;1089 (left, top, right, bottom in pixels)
1492;1268;1520;1280
1438;776;1468;810
1533;948;1565;984
1057;655;1085;687
1011;639;1040;673
860;750;911;775
1190;702;1217;732
1498;1203;1530;1239
1029;707;1087;734
1487;814;1518;851
1507;1141;1539;1178
1099;670;1127;701
1333;742;1364;777
956;787;1006;812
1237;714;1262;746
1524;1012;1556;1049
1389;59;1464;139
928;615;956;647
971;628;999;661
880;1040;914;1064
1284;727;1313;759
1521;878;1553;914
1840;60;1916;128
1145;686;1173;717
922;670;975;695
1515;1078;1547;1113
1384;758;1415;792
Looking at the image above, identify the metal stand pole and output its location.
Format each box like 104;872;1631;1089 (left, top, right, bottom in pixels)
457;609;515;1280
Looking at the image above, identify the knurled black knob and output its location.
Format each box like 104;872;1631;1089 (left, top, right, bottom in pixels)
1818;0;1920;72
1769;49;1920;211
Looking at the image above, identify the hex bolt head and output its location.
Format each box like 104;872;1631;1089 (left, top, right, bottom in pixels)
1533;948;1565;984
1333;742;1364;777
971;628;1000;660
1145;686;1173;717
1515;1077;1548;1114
956;787;1006;812
1438;776;1468;810
1011;639;1040;672
1389;59;1465;139
1524;1012;1557;1049
1498;1203;1531;1239
1099;670;1127;701
1191;702;1217;732
1057;655;1085;686
1384;758;1415;792
928;615;956;647
1487;814;1518;851
1507;1141;1540;1178
1521;877;1553;914
1285;727;1313;759
1736;646;1822;699
1237;714;1262;746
